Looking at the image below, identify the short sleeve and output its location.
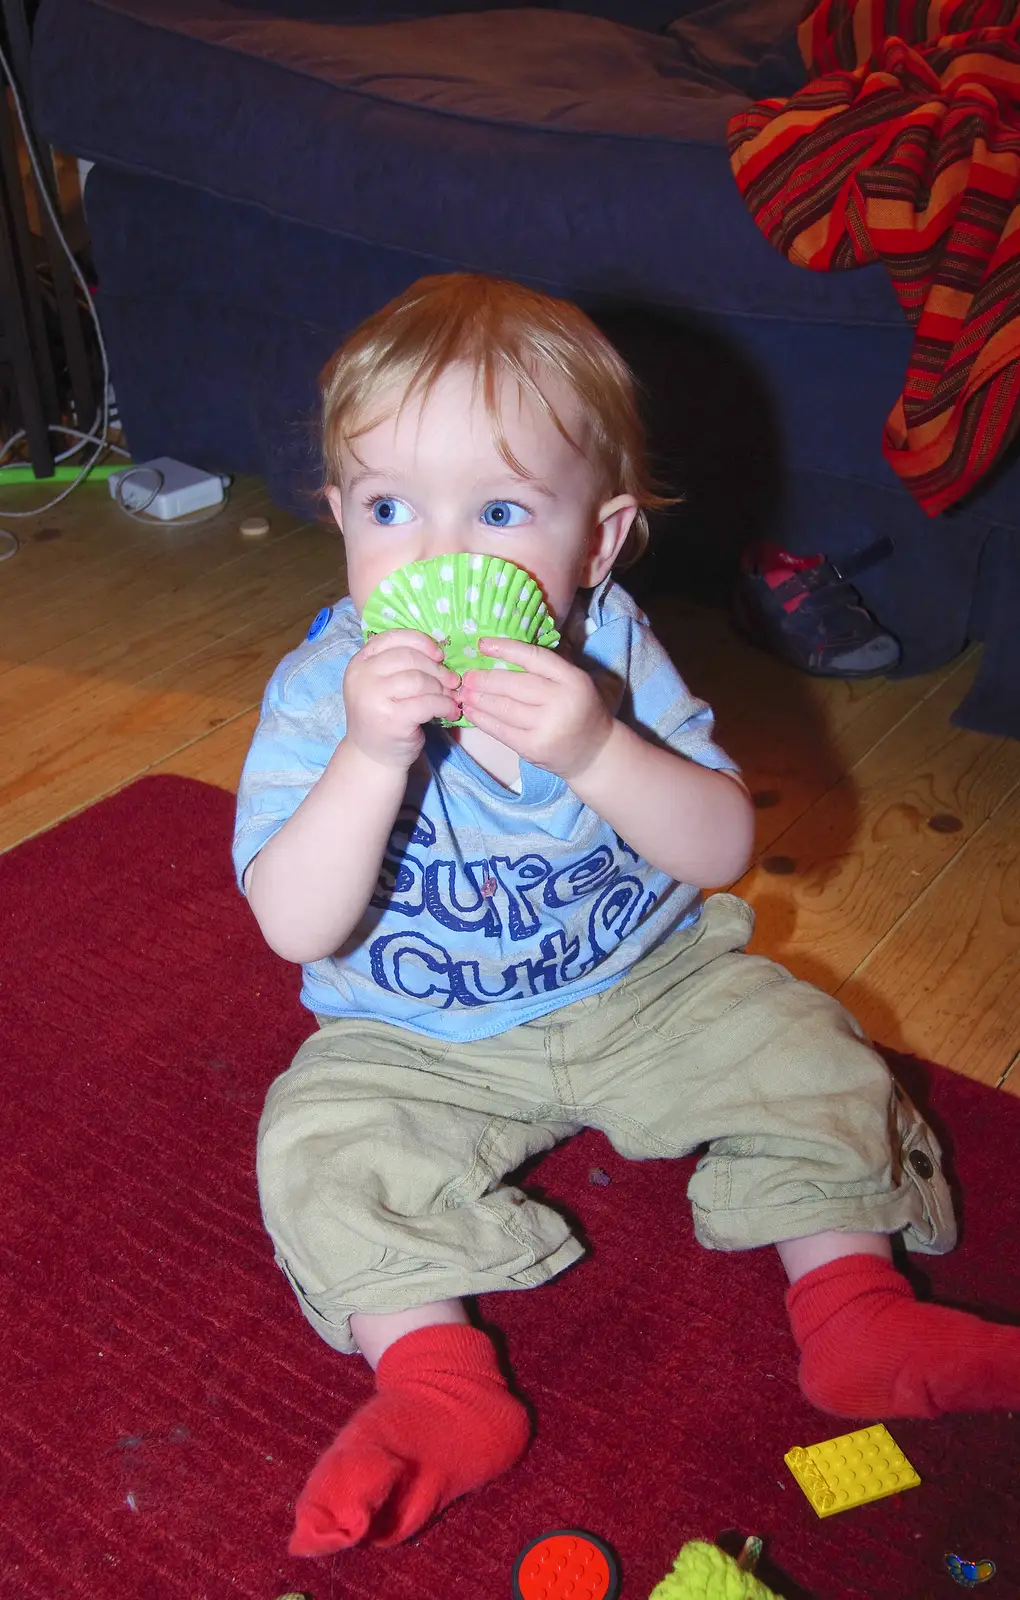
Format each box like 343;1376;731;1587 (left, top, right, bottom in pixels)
578;586;738;774
231;613;356;891
627;623;737;771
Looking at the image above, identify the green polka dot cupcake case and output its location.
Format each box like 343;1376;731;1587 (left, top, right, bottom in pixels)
361;552;560;726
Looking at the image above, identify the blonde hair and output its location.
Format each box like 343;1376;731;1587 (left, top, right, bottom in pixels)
320;273;673;568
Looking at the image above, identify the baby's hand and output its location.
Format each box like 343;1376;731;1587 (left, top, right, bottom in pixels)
460;638;613;780
345;630;461;769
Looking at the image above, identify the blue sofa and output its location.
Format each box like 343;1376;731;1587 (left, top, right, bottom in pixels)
32;0;1020;734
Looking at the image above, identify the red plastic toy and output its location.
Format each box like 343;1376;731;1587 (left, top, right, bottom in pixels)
512;1529;620;1600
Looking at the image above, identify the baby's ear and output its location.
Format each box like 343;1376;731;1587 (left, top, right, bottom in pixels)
584;494;639;587
325;486;344;531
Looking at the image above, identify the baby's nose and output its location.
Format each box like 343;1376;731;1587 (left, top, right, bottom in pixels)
422;532;473;561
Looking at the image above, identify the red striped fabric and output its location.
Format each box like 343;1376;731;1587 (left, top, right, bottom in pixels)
728;0;1020;514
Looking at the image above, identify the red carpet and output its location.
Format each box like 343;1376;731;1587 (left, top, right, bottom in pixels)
1;775;1017;1600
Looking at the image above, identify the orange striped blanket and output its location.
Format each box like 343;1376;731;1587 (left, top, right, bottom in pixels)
727;0;1020;515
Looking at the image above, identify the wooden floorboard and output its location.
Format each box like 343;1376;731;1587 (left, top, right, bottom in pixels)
732;654;1020;987
649;597;978;856
0;477;282;604
2;517;317;668
2;480;1018;1091
149;709;260;792
837;783;1020;1092
0;527;340;754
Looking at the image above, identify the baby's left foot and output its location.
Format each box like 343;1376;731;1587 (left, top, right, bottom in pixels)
289;1323;530;1554
787;1253;1020;1417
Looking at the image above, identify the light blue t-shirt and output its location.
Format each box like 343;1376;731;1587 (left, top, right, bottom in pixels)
233;577;738;1040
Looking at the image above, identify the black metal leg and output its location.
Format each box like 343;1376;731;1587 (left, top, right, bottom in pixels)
0;0;98;460
0;152;54;475
0;67;61;420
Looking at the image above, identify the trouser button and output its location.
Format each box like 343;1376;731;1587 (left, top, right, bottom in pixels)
908;1149;934;1180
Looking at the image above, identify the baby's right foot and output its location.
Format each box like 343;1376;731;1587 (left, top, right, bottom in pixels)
787;1253;1020;1417
289;1323;530;1554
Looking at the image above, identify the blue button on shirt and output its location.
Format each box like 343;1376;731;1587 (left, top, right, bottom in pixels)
306;605;332;640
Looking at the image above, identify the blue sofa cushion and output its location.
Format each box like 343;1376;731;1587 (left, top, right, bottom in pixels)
666;0;807;98
34;0;902;323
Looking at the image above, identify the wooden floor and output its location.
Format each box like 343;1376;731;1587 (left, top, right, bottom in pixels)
2;475;1018;1094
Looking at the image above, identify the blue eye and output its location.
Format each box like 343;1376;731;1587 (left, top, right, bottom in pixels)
481;500;529;528
369;496;413;525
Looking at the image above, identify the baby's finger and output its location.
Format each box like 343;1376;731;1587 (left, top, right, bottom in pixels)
463;706;534;754
387;668;461;702
361;628;445;663
462;695;536;736
404;692;461;726
373;650;460;688
478;637;565;676
461;667;545;706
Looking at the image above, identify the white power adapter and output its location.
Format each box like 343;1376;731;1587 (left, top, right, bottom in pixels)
108;456;227;520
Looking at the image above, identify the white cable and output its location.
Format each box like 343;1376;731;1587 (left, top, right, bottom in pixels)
114;465;162;515
53;429;128;463
0;425;130;467
0;529;19;561
0;37;110;518
0;431;23;467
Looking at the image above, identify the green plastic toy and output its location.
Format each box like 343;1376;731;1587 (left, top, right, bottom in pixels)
650;1538;782;1599
0;462;123;484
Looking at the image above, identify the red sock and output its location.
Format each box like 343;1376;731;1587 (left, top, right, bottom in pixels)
289;1323;530;1555
787;1253;1020;1418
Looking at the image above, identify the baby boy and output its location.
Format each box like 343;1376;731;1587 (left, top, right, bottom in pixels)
234;272;1020;1556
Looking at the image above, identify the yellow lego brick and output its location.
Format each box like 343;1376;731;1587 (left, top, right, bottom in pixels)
784;1424;920;1518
